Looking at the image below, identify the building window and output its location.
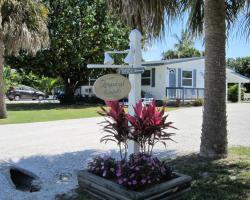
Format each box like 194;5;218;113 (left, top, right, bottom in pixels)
182;70;193;87
142;70;151;86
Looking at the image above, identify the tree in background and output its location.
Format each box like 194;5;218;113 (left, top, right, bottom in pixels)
227;57;250;78
3;66;22;92
227;56;250;93
8;0;129;104
162;30;202;59
0;0;49;119
4;66;61;96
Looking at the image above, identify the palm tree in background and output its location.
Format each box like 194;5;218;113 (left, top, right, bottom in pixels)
0;0;49;119
173;30;193;51
162;30;201;59
107;0;250;159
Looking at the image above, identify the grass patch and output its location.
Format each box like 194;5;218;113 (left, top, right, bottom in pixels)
168;147;250;200
0;103;178;125
77;147;250;200
0;103;101;125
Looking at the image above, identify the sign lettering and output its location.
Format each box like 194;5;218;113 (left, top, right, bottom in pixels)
93;74;131;101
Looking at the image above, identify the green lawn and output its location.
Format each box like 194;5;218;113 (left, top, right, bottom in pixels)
78;147;250;200
0;103;178;125
0;103;101;125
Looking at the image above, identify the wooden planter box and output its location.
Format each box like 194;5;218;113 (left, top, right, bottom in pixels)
77;170;192;200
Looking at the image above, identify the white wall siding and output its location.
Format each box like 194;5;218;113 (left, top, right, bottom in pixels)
142;66;166;100
167;59;205;88
142;58;205;101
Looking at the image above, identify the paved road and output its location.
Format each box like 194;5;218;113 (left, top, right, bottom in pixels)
0;103;249;200
0;103;249;161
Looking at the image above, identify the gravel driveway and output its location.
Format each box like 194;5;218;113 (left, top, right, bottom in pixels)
0;103;249;200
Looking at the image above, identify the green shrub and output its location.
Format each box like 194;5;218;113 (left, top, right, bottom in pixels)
192;98;203;106
228;84;246;102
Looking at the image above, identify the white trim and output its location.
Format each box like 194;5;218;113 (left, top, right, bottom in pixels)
87;64;130;69
181;69;193;88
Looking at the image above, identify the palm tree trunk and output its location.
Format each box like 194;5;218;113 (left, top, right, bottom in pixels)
0;38;7;119
200;0;227;159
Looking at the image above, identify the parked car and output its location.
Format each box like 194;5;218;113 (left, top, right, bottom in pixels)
7;85;45;101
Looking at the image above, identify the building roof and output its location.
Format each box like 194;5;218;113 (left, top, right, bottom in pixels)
227;69;250;83
143;57;250;83
142;57;204;67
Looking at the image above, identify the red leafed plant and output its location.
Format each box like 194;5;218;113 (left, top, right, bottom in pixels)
98;101;130;160
127;100;176;155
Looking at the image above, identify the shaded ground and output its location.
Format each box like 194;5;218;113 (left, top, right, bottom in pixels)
78;147;250;200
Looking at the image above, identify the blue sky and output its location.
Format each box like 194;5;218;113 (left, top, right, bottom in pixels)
142;18;250;61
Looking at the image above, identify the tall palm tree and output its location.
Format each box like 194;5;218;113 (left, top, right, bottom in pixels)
0;0;49;119
107;0;250;159
181;0;250;158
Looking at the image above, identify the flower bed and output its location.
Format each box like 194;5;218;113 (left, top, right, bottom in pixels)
88;153;175;191
77;100;192;199
77;170;191;200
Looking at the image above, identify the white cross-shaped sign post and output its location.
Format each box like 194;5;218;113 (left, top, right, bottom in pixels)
87;29;143;155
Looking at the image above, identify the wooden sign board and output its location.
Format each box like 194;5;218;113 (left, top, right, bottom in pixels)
117;68;145;75
93;74;131;101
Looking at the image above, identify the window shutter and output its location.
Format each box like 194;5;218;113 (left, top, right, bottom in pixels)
193;69;197;88
178;68;182;87
151;68;155;87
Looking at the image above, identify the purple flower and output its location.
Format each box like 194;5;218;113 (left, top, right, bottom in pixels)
132;180;137;185
118;179;123;184
141;179;146;184
116;168;122;177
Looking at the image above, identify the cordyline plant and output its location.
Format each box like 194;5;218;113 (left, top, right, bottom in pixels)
98;101;130;160
127;100;176;155
99;100;176;159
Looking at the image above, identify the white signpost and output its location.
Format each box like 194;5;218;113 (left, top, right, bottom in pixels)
87;29;143;155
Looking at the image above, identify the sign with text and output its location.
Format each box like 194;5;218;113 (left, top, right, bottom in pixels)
117;68;144;75
93;74;131;101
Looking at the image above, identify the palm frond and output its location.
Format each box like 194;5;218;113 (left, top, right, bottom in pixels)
0;0;49;55
107;0;180;38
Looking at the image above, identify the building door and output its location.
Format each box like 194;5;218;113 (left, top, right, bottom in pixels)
168;69;176;99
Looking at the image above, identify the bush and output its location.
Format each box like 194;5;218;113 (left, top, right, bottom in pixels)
127;100;176;155
192;98;203;106
228;85;246;102
98;100;176;160
58;94;76;105
175;98;181;107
